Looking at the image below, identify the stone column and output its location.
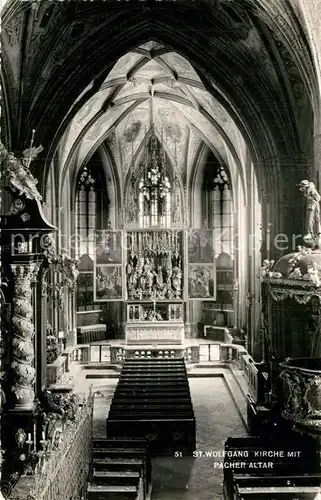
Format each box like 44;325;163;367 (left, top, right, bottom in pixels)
11;263;40;410
314;134;321;189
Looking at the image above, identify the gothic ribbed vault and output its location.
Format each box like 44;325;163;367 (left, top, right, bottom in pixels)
1;0;319;236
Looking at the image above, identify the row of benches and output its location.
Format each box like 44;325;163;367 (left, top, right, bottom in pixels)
87;438;151;499
106;358;196;455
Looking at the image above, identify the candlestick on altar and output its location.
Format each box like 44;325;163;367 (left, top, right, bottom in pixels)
33;423;36;450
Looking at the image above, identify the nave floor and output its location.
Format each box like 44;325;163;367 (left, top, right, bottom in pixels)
88;375;246;500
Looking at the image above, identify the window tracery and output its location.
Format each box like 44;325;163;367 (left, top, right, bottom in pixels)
75;166;101;311
138;134;172;229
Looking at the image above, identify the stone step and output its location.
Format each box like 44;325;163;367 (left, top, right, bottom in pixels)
122;363;186;367
92;448;147;457
117;380;188;386
92;458;145;473
121;367;186;371
92;470;140;486
110;404;193;410
112;398;191;404
93;438;147;449
108;414;194;420
120;373;187;378
114;388;190;394
123;360;185;365
87;483;138;499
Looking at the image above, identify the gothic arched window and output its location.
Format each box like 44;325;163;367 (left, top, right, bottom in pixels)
211;166;234;259
202;162;234;313
75;165;103;311
138;134;172;228
75;166;100;259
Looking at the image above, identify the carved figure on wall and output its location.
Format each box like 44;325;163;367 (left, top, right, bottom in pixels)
298;180;321;245
0;140;43;202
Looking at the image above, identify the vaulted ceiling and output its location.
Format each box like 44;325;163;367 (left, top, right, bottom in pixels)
1;0;318;216
59;40;246;188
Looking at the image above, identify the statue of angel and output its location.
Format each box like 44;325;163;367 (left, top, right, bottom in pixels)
0;141;43;201
260;259;275;277
298;180;321;245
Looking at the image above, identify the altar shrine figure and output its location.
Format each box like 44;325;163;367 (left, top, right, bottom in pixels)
126;231;183;300
172;267;182;298
172;250;181;268
156;265;164;289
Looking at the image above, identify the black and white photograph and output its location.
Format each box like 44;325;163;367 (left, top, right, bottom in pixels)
1;0;321;499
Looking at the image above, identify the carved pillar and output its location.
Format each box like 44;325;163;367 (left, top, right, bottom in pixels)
11;262;40;410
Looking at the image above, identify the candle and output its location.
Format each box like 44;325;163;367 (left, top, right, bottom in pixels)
28;433;31;442
33;422;36;450
42;431;45;441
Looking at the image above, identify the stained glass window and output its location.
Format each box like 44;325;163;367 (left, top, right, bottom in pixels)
75;167;99;259
138;134;172;228
211;166;234;260
75;166;100;311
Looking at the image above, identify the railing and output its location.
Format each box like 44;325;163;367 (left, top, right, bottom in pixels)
10;391;94;500
71;340;261;405
219;343;262;404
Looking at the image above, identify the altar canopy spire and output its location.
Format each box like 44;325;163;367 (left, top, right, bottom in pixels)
138;127;171;229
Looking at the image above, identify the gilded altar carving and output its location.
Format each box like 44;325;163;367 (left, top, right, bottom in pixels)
42;234;79;306
125;324;184;344
126;231;183;300
11;263;40;409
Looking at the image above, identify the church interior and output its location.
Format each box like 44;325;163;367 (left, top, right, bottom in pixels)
1;0;321;498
